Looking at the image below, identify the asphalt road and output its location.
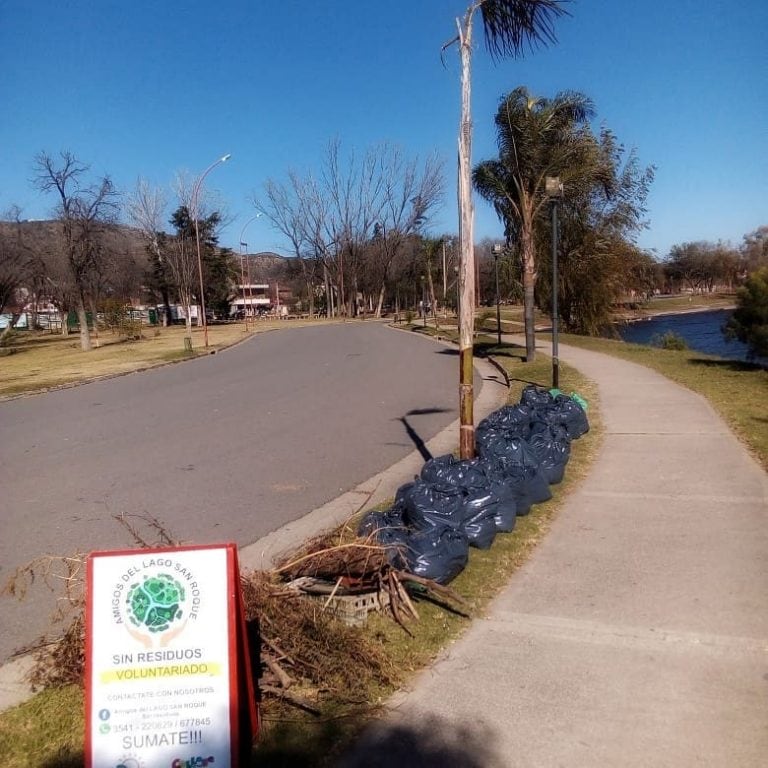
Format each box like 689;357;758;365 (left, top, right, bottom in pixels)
0;322;475;664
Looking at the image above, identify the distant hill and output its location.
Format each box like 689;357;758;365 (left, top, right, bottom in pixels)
0;220;291;287
0;219;148;261
241;251;287;281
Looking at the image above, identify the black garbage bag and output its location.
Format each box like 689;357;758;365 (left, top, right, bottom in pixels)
527;423;571;485
464;482;517;534
358;506;406;537
477;404;534;440
400;480;466;531
475;426;505;456
491;481;518;531
547;396;590;440
420;455;486;491
478;454;551;511
421;457;514;545
478;434;551;503
520;384;555;410
420;454;455;485
459;489;498;549
376;525;469;584
476;458;530;516
394;481;416;508
462;510;497;548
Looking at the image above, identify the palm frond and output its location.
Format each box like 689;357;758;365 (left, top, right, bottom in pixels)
480;0;570;61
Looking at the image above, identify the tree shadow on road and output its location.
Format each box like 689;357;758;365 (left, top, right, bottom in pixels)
336;714;503;768
397;408;452;463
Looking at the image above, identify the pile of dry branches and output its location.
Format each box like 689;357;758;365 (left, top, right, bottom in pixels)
239;570;398;715
275;531;468;636
2;515;468;713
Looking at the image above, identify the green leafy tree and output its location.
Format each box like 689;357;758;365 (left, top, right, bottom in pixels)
534;128;656;334
724;267;768;359
473;86;595;357
740;226;768;274
665;241;740;294
166;206;225;336
203;245;238;318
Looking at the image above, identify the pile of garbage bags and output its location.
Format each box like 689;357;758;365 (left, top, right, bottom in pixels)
359;385;589;585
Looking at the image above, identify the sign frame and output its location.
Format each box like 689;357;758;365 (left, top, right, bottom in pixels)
85;542;257;768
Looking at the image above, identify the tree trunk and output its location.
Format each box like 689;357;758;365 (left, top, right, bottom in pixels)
89;298;101;348
323;264;332;318
427;264;439;330
182;296;193;339
457;13;476;459
59;306;69;336
161;286;172;327
76;298;92;352
0;314;20;344
521;226;537;362
305;278;315;318
375;283;386;318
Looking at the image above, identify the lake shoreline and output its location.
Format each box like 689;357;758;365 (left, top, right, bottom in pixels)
615;303;736;324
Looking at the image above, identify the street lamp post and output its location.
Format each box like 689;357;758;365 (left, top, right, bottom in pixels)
238;241;249;330
454;265;460;319
192;153;231;348
492;243;503;346
421;275;427;327
238;213;262;330
545;176;564;389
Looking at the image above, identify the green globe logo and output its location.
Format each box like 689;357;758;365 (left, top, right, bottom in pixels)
125;573;186;634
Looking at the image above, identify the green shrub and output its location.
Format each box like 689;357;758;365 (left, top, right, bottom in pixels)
651;331;688;351
118;320;144;341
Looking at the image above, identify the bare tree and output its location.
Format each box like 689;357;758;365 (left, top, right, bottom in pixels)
127;178;173;325
258;141;442;320
33;151;120;351
322;138;387;316
370;149;444;317
0;207;35;340
255;172;321;317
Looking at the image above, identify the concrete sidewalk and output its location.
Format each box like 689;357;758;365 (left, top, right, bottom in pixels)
340;340;768;767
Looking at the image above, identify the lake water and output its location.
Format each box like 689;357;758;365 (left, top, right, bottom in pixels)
617;308;766;366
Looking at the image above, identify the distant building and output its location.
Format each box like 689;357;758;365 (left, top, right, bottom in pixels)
230;283;272;316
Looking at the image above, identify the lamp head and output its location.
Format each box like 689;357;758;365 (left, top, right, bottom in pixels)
221;153;232;163
545;176;564;198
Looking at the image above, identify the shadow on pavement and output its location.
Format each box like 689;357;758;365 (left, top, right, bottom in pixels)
397;408;451;463
336;715;503;767
38;716;502;768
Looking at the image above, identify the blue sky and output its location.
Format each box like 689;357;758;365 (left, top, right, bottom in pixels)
2;0;766;258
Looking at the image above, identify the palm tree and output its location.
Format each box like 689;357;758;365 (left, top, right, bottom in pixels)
448;0;568;458
473;86;595;361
